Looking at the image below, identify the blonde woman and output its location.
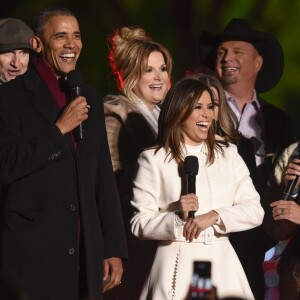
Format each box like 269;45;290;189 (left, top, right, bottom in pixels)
104;26;172;299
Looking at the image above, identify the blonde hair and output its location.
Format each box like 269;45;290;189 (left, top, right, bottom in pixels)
108;26;172;103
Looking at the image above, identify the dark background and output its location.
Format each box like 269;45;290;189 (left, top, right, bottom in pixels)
2;0;300;136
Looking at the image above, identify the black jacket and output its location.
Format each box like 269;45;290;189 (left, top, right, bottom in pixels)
0;67;127;300
231;97;295;300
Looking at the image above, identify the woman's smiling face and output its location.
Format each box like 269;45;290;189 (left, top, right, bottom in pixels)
181;90;214;146
133;51;170;110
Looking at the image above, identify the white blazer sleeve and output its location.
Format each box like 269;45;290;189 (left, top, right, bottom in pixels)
213;145;264;233
130;150;177;240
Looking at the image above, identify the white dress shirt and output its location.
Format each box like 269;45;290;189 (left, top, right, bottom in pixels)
226;90;265;166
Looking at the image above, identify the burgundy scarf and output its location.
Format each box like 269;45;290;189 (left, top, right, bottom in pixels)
33;56;80;257
33;56;77;149
33;56;67;109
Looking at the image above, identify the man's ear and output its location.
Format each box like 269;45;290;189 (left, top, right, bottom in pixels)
31;36;43;54
255;55;263;73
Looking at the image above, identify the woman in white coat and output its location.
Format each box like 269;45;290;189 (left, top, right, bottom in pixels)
130;75;264;300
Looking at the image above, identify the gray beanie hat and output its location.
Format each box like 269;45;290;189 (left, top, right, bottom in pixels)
0;18;33;52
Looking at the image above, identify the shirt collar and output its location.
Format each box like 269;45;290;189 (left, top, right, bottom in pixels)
225;89;261;110
0;76;7;84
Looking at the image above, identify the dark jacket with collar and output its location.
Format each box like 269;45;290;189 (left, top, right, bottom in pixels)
230;96;295;300
0;66;127;300
256;97;295;194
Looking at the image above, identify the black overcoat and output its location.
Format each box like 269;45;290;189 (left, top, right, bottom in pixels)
230;97;295;299
0;67;127;300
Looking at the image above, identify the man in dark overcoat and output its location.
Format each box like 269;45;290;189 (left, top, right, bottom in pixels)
0;7;127;300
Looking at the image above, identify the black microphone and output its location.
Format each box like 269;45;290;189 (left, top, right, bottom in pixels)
184;155;199;218
283;142;300;200
65;70;85;142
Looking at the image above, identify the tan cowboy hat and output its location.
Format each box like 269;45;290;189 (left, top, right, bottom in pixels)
197;18;284;93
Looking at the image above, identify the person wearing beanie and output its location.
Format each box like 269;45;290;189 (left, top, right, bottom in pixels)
0;18;33;84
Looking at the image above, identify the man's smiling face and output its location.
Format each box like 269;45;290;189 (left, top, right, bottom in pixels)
38;15;82;78
215;40;262;88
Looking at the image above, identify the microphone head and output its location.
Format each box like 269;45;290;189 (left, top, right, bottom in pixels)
184;155;199;175
65;70;84;88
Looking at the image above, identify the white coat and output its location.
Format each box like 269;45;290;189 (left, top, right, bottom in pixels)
131;143;264;300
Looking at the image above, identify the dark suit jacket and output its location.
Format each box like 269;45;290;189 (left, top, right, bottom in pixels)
256;98;296;195
230;97;295;300
0;67;127;300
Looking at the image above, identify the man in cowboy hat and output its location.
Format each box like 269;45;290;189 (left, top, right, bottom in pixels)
0;18;33;84
197;18;295;299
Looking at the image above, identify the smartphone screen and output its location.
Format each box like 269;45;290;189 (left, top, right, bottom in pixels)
190;261;212;299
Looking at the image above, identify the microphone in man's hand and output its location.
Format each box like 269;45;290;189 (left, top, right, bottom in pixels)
65;70;85;141
184;155;199;218
283;142;300;200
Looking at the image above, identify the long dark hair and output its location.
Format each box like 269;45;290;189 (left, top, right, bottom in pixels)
157;76;223;167
188;71;239;142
